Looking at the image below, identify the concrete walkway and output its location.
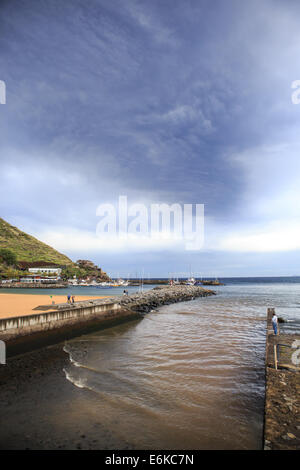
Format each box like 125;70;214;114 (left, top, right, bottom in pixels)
264;309;300;450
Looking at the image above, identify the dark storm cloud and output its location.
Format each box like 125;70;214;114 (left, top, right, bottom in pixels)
1;0;300;274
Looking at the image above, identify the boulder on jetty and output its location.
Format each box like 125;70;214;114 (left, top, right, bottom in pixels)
119;285;215;314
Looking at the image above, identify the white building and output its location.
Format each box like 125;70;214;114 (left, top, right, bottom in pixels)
20;276;59;283
28;267;62;275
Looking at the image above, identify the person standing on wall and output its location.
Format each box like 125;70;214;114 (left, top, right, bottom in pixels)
272;312;279;335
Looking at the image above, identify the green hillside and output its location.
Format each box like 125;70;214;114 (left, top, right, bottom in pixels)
0;217;73;265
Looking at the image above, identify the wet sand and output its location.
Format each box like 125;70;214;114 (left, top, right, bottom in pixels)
0;294;108;319
0;344;132;449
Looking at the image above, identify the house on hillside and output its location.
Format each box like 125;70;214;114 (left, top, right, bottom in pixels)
18;261;62;276
28;266;62;275
19;275;60;284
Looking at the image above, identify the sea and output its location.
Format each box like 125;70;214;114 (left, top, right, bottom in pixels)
2;277;300;449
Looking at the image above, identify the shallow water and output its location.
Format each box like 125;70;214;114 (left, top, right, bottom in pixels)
0;284;154;297
62;279;300;449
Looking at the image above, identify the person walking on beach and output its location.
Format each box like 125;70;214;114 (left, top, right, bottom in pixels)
71;295;75;304
67;294;71;304
272;312;279;335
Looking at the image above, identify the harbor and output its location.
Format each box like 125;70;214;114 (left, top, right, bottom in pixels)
2;277;299;449
0;278;299;449
1;0;300;456
0;285;215;357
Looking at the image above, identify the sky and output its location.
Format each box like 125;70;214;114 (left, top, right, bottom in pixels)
1;0;300;277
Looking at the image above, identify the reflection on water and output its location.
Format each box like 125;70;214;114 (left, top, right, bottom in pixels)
63;281;300;449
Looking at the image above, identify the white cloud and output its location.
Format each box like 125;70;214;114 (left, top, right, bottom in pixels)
126;2;178;46
203;140;300;253
162;105;212;131
226;141;300;221
37;228;188;254
216;220;300;253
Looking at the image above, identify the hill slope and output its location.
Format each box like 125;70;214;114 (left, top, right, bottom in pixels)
0;217;73;265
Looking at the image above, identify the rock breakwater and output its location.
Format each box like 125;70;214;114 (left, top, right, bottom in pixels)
119;285;215;314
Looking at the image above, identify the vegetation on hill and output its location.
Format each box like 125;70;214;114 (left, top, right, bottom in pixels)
0;217;73;265
0;218;110;282
61;260;110;282
0;248;17;266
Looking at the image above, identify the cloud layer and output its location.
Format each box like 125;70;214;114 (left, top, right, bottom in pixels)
1;0;300;276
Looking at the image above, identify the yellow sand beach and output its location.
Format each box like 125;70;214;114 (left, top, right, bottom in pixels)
0;293;108;319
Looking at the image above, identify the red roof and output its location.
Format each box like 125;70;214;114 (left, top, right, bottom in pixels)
18;261;63;269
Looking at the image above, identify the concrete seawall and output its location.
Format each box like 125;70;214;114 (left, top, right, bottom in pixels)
0;285;215;357
263;308;300;450
0;301;139;357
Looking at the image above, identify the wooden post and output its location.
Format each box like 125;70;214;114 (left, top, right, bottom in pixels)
274;344;278;370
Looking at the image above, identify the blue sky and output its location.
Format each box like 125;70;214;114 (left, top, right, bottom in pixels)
1;0;300;277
